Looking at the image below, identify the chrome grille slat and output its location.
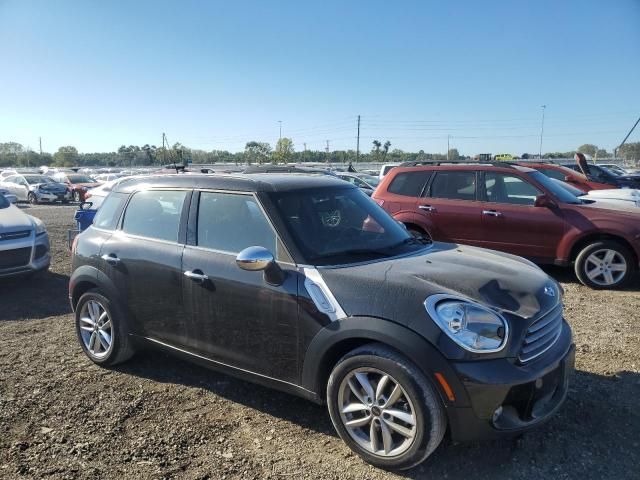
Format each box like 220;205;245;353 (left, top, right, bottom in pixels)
523;316;562;344
0;230;31;241
518;303;563;363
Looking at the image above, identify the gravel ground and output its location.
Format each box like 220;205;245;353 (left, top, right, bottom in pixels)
1;204;639;480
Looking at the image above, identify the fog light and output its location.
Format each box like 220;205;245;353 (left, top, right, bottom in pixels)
492;406;503;423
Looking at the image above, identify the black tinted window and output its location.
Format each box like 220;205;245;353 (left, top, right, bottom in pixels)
430;171;477;200
197;192;276;254
539;168;567;181
387;171;431;197
92;192;128;230
122;190;187;241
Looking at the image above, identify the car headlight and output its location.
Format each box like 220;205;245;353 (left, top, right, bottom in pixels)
28;215;47;236
425;295;508;353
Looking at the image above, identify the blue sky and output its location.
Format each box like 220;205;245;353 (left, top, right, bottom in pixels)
1;0;639;155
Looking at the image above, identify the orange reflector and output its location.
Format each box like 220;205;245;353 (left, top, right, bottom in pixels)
434;373;456;402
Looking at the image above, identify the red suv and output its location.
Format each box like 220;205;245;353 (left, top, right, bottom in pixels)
372;163;640;289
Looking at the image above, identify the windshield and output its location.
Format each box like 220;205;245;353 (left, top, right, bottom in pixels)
268;187;427;265
527;171;582;204
550;178;585;197
68;175;96;184
25;175;56;184
358;174;380;187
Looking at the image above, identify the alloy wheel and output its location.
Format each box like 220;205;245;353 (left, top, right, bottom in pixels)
78;300;113;358
584;249;627;286
338;367;417;457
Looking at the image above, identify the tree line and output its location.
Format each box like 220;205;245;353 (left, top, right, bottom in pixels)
1;140;638;168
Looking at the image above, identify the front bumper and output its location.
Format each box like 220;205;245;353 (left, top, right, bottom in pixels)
0;231;51;278
35;190;71;202
445;320;574;442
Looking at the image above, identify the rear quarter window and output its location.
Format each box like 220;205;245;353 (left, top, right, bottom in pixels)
92;192;128;230
387;171;432;197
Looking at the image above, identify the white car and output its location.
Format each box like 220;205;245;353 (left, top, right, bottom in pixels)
552;179;640;208
378;163;400;179
83;177;129;209
0;194;50;278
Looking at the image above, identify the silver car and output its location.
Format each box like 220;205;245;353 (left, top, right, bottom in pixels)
0;173;71;204
0;188;18;204
0;195;50;277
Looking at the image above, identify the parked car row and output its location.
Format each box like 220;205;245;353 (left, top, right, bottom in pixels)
69;173;574;470
372;162;640;289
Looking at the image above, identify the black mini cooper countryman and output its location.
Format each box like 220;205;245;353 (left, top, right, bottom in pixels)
70;173;575;470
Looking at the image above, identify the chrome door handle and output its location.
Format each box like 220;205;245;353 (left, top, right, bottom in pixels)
482;210;503;217
184;270;209;282
418;205;436;212
101;254;121;264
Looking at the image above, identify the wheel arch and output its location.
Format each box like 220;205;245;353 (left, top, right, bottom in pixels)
568;232;639;266
301;316;469;408
70;265;122;311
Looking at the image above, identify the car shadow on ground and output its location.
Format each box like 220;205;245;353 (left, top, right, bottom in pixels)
541;265;640;291
119;350;639;479
0;270;71;321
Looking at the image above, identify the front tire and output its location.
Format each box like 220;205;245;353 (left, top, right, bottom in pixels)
407;226;431;242
73;191;81;202
75;289;135;366
574;240;635;289
327;343;446;470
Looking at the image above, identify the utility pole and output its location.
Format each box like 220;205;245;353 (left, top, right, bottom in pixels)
614;115;640;159
447;135;450;161
325;140;330;164
39;137;42;155
278;120;282;140
356;115;361;162
162;133;167;166
303;143;307;163
539;105;546;159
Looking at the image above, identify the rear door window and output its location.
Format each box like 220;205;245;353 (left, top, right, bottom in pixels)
387;171;432;197
121;190;187;242
196;192;276;254
429;171;477;200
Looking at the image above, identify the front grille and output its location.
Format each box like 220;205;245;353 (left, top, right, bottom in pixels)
519;303;563;363
0;230;31;241
0;247;32;269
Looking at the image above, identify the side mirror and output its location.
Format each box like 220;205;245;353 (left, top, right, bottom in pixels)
236;246;274;271
236;246;285;285
534;194;556;208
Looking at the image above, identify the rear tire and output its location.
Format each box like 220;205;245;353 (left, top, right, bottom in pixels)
574;240;635;289
75;289;134;366
28;193;38;205
327;343;446;470
73;191;81;202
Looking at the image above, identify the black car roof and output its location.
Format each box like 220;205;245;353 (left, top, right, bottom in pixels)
112;173;353;194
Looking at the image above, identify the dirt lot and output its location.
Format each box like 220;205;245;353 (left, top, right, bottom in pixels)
1;204;639;480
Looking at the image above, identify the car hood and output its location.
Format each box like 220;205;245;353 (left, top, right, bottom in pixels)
585;188;640;201
575;199;640;216
0;204;33;231
318;243;558;327
34;182;68;190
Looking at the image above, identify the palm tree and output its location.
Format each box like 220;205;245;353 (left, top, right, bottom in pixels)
382;141;391;161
